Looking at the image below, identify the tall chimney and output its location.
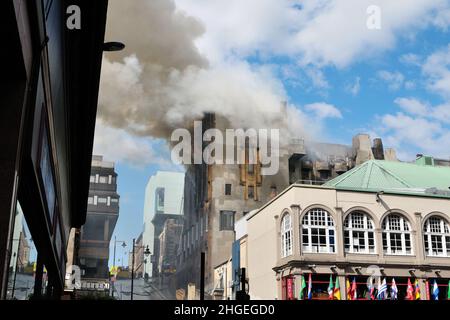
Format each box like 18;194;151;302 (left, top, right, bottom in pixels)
372;138;385;160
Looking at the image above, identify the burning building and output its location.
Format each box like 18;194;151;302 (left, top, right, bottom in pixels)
175;113;397;299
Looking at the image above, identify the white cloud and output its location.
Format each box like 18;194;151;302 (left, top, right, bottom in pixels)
379;112;450;159
93;121;175;168
304;103;342;119
304;67;330;89
404;81;416;90
432;6;450;30
175;0;450;68
393;97;450;124
375;95;450;160
432;103;450;124
346;77;361;96
399;53;422;67
377;70;405;91
394;97;429;117
422;44;450;98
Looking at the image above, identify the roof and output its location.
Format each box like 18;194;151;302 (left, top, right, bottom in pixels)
324;160;450;199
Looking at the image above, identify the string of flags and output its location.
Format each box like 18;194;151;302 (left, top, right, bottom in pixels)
296;275;450;300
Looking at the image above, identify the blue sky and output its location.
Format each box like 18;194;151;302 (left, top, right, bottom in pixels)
107;163;157;267
94;0;450;267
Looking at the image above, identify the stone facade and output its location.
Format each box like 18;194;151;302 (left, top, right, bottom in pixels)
176;113;398;299
244;184;450;300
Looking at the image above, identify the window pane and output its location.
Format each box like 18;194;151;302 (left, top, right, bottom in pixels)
344;230;350;251
446;236;450;255
383;214;412;255
302;209;335;254
225;184;232;195
220;211;235;231
424;216;450;257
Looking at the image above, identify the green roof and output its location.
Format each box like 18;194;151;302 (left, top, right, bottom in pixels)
324;160;450;199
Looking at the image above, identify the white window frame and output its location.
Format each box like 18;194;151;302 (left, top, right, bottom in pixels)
281;214;293;258
382;214;413;256
344;211;376;254
424;216;450;257
301;208;336;254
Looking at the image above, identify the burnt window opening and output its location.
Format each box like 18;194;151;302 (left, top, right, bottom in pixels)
248;186;255;199
319;170;330;180
270;185;278;197
225;183;232;195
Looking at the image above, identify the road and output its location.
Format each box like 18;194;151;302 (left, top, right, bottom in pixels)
5;274;174;300
112;278;174;300
6;273;35;300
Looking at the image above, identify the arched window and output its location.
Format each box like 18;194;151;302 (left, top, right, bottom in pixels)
382;214;412;255
344;211;376;254
301;208;335;253
281;214;292;257
423;216;450;257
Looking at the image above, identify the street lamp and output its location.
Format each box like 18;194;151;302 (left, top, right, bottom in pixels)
131;239;151;301
143;259;148;282
112;236;126;298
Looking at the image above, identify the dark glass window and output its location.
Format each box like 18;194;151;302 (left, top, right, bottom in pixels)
225;184;232;195
220;211;235;231
155;187;165;213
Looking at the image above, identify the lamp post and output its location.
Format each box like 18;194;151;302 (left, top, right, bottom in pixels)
131;239;150;301
143;259;148;282
112;236;126;298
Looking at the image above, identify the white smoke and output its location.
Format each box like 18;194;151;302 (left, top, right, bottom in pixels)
96;0;319;165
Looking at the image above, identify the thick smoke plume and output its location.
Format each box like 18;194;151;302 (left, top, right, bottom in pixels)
98;0;313;150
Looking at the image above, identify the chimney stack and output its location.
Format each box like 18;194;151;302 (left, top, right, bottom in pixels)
372;138;385;160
